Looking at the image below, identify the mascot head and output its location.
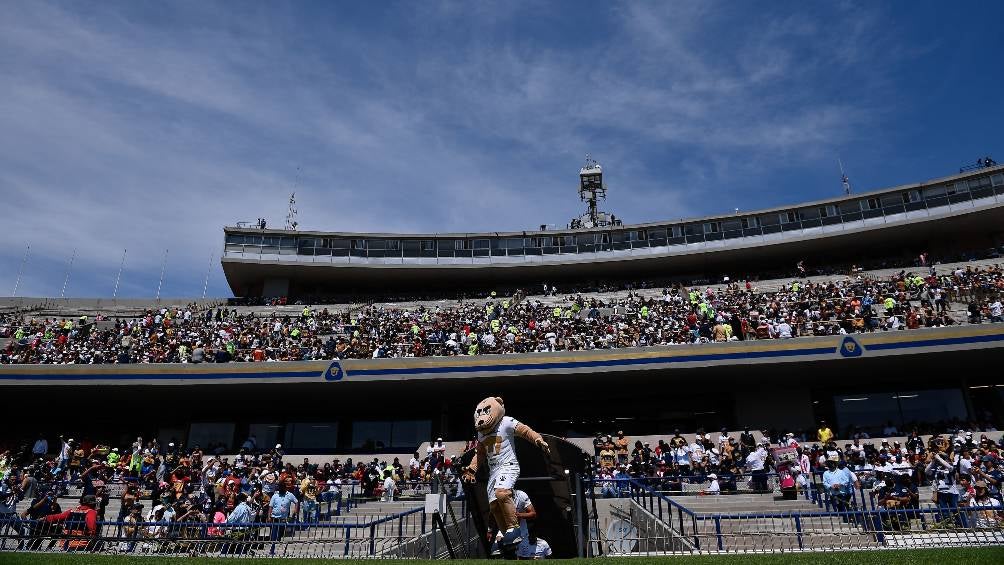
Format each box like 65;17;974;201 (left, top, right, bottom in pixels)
474;396;505;433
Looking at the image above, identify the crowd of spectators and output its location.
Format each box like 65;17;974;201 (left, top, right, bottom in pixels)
0;432;462;551
589;425;1004;527
2;263;1002;365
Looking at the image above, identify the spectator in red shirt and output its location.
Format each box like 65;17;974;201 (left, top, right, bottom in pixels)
45;494;98;550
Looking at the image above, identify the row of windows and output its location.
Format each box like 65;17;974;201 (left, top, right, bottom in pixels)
225;173;1004;252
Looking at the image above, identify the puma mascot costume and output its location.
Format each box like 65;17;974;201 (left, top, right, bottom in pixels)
463;396;549;554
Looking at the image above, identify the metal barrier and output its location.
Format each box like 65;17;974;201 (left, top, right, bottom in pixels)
0;506;428;558
595;474;782;498
615;479;1004;554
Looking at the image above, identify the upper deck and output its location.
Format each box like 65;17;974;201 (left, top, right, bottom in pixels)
221;166;1004;296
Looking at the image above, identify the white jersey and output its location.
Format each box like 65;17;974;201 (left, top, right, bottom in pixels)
479;416;520;468
514;489;532;540
518;537;552;559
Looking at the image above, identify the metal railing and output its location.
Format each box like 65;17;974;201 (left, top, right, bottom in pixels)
617;479;1004;553
0;506;427;558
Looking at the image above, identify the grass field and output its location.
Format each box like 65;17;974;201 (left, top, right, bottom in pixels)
1;547;1003;565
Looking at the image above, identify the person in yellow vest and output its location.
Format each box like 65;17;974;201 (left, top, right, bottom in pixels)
817;421;834;444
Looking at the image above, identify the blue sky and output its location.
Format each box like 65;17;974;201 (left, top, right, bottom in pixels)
1;0;1002;298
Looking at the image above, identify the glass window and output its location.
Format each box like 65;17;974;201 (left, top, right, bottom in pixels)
703;222;720;233
187;423;235;451
839;201;862;214
352;421;392;450
225;234;245;245
741;217;759;229
285;422;339;450
834;389;967;433
991;174;1003;187
247;424;284;450
922;186;946;198
902;190;921;203
390;420;432;448
421;240;436;251
473;239;491;249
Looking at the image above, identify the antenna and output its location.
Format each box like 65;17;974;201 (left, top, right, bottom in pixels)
113;249;127;300
11;243;30;298
60;248;76;299
156;248;169;301
285;167;301;231
838;158;852;195
202;253;213;300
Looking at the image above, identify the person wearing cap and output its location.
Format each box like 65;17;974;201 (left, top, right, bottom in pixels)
972;481;1002;528
704;473;720;495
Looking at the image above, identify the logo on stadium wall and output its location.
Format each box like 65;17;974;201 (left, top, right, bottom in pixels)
839;336;863;358
324;359;346;381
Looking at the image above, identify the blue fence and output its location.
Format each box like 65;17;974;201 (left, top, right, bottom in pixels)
0;505;427;558
618;478;1004;553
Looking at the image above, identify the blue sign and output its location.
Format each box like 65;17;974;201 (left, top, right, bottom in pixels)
839;336;864;358
324;359;346;381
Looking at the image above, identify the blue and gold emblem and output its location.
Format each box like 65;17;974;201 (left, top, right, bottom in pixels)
839;336;863;358
324;359;346;381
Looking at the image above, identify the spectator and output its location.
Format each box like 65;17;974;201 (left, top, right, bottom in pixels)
817;421;834;444
43;494;99;551
268;482;299;544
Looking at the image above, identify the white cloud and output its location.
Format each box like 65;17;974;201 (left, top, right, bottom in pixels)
0;1;928;297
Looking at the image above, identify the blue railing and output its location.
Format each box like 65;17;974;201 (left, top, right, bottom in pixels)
0;505;427;557
620;477;1003;552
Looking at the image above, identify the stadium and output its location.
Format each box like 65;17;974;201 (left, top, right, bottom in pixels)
2;157;1004;562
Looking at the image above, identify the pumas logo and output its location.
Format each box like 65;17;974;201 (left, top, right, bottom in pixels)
324;359;346;381
839;336;864;358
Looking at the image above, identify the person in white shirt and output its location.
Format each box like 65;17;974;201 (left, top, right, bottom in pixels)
746;445;768;491
891;455;912;477
774;321;793;338
382;471;396;501
689;438;705;466
517;536;552;559
705;474;721;495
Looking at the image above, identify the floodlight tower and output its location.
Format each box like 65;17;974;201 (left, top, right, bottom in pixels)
570;154;620;229
579;155;605;226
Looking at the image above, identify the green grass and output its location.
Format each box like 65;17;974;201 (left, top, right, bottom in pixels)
1;547;1003;564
